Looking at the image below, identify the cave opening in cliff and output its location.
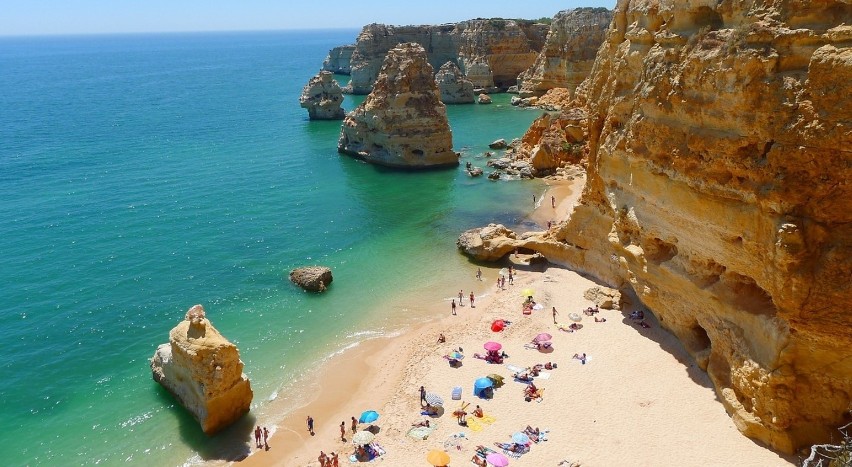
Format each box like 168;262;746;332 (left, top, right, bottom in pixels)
718;271;777;317
688;323;712;354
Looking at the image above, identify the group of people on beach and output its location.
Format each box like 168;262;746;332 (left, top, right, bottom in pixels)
451;290;477;315
317;450;339;467
254;425;270;450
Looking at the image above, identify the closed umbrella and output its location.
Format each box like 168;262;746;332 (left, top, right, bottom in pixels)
486;452;510;466
424;392;444;407
483;341;502;351
511;432;531;444
533;333;552;343
426;449;451;466
358;410;379;424
352;430;374;445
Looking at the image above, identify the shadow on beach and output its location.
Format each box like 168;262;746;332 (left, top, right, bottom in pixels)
153;384;255;462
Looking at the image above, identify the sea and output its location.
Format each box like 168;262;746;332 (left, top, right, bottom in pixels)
0;30;544;466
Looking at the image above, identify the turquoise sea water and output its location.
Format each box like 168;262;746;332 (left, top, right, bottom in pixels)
0;30;543;466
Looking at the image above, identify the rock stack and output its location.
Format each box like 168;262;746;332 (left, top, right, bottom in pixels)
435;61;474;104
299;71;345;120
289;266;333;292
150;305;253;435
338;43;456;169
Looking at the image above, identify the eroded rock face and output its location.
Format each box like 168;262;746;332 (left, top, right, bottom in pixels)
322;45;355;74
299;71;345;120
471;0;852;453
150;305;253;435
435;61;475;104
517;8;612;98
345;20;548;94
289;266;333;292
514;108;588;173
338;43;456;169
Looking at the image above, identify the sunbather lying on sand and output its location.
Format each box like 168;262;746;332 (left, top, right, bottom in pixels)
411;419;430;428
573;353;587;364
470;454;487;467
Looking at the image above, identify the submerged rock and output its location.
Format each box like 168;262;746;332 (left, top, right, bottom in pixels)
289;266;333;292
488;138;506;149
299;71;345;120
150;305;253;435
477;93;492;104
338;43;456;169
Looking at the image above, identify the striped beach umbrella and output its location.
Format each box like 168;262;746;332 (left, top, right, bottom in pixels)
424;392;444;407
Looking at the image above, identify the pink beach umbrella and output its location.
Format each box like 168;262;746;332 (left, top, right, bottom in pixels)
486;452;510;466
533;332;552;343
483;341;502;352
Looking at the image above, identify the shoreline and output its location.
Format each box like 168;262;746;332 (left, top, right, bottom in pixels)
229;176;795;467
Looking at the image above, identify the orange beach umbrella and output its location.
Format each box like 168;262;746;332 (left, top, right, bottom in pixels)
426;449;451;466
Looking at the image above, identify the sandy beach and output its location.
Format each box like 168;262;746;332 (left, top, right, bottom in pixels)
238;180;795;467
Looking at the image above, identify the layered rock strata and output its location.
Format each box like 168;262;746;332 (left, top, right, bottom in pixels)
299;71;345;120
150;305;253;435
435;61;475;104
344;20;548;94
517;8;612;98
462;0;852;453
338;43;456;169
322;45;355;74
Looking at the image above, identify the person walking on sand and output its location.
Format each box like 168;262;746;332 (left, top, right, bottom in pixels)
508;271;513;285
458;289;464;306
470;291;475;308
339;421;346;441
263;426;269;449
307;415;314;436
451;299;457;315
351;416;357;435
254;425;261;448
533;194;536;206
332;452;340;467
477;267;482;280
318;451;327;466
551;195;556;208
552;307;559;324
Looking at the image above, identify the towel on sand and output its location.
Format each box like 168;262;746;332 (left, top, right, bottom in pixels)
466;413;496;432
406;422;438;440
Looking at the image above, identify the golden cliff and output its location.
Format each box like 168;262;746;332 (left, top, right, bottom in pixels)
150;305;253;435
338;43;456;169
517;8;613;98
344;20;548;94
462;0;852;453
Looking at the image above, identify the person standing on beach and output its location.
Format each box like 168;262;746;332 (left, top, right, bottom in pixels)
254;425;261;448
508;271;513;285
551;195;556;208
553;307;559;324
451;299;457;315
470;291;475;308
339;421;346;441
476;267;482;281
458;289;464;306
533;194;536;206
351;416;357;435
318;451;327;466
332;452;340;467
420;385;427;406
307;415;314;436
263;426;269;449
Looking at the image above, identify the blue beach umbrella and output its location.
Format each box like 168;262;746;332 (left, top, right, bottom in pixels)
512;432;531;444
473;377;494;398
359;410;380;424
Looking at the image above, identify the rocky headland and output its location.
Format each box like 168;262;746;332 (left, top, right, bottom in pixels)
517;8;613;99
341;20;549;94
461;0;852;453
299;71;345;120
150;305;253;435
434;61;475;104
338;42;456;169
322;45;355;74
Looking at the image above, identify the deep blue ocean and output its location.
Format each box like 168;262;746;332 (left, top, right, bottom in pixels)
0;30;543;465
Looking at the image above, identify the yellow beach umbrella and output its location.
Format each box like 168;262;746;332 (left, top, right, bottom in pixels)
426;449;451;466
521;288;535;298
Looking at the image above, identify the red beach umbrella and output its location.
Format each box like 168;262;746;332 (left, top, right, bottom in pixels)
483;341;502;351
491;320;505;332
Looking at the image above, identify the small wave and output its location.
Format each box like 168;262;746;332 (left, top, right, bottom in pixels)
120;411;153;428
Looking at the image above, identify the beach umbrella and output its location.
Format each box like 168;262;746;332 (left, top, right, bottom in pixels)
352;430;374;445
426;449;451;466
473;377;494;397
491;320;505;332
448;350;464;360
358;410;380;424
483;341;502;351
424;392;444;407
521;288;535;298
486;452;510;467
511;432;531;444
569;312;582;322
533;332;552;343
487;373;504;387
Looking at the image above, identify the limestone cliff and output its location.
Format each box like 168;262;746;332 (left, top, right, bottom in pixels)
435;61;475;104
322;45;355;74
463;0;852;453
343;20;548;94
299;71;345;120
338;43;456;168
517;8;613;98
150;305;253;435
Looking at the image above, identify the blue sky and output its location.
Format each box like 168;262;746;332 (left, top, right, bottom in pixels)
1;0;616;36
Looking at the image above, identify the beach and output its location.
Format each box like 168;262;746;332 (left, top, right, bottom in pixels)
238;182;795;467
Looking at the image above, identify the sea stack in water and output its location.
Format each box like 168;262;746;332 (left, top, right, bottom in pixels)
299;71;345;120
289;266;333;292
435;61;475;104
150;305;253;435
338;42;456;169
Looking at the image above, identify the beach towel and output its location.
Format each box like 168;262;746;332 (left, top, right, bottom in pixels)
465;413;496;432
536;371;551;380
443;432;467;451
406;421;438;440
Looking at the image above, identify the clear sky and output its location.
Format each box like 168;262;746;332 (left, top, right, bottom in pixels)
1;0;616;36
